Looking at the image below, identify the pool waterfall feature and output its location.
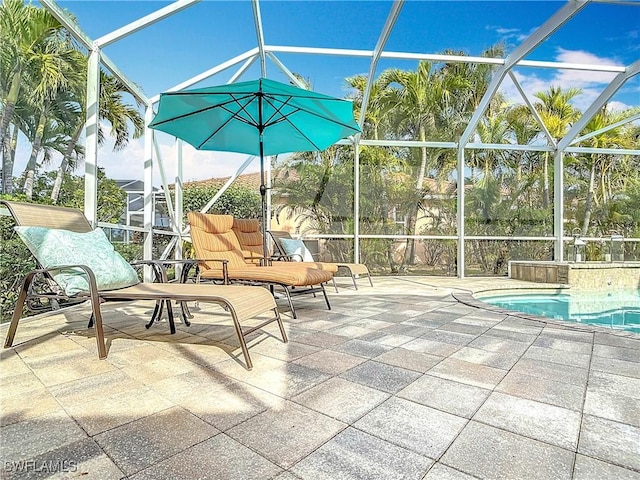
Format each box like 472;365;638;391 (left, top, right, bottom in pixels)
508;261;640;290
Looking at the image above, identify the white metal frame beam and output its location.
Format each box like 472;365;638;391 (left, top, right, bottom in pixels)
558;59;640;152
40;0;148;104
571;113;640;146
95;0;201;48
459;0;590;147
150;48;259;103
251;0;267;77
265;45;624;73
358;0;404;131
507;71;556;148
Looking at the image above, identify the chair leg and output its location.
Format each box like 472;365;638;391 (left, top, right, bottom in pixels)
87;291;107;360
321;284;331;310
275;308;288;343
283;287;297;319
146;301;163;329
228;310;253;370
4;272;35;348
180;302;192;326
368;273;374;287
351;274;358;290
332;277;338;293
165;300;177;334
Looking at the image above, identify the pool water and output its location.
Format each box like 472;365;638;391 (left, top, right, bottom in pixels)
480;289;640;334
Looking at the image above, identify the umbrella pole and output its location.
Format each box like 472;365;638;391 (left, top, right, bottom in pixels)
258;86;269;264
259;143;269;263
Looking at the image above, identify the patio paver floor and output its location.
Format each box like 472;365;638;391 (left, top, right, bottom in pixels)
1;276;639;479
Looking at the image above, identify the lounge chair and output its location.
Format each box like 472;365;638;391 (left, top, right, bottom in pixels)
187;212;334;318
2;201;286;369
270;230;373;290
232;218;339;292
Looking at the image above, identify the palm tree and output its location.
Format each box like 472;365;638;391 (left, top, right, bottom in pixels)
0;0;76;193
345;74;394;141
21;85;82;200
378;60;470;264
50;70;145;204
575;107;637;235
534;86;582;207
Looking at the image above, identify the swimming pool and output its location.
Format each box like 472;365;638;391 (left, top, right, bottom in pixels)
479;289;640;334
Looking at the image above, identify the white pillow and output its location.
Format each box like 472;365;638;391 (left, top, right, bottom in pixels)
279;238;315;262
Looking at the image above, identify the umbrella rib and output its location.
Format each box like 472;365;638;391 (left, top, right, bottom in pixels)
150;94;256;126
263;93;360;132
255;96;316;150
196;95;258;149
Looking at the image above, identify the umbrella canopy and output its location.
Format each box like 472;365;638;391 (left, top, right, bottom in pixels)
149;78;360;155
149;77;361;260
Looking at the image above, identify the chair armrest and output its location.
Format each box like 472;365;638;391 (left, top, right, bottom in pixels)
192;258;229;284
28;264;101;298
130;259;199;283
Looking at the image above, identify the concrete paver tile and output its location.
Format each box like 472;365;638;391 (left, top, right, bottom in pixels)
1;438;124;480
177;380;284;431
398;374;491;418
450;346;520;370
129;433;282;480
94;406;219;475
578;415;640;471
510;357;589;386
373;347;442;372
573;454;640;480
290;427;432;480
292;377;389;423
333;339;393;358
496;370;585;410
428;358;507;389
473;392;581;450
523;345;592;369
423;463;480;479
441;421;574;480
292;349;366;375
1;411;88;461
590;355;640;379
354;397;467;459
226;401;346;468
340;360;421;394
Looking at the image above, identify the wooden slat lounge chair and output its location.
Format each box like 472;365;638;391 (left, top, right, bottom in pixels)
270;230;373;290
187;212;334;318
2;201;286;369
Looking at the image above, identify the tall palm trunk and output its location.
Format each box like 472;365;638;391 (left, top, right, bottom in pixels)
0;71;22;185
2;125;19;194
23;112;46;201
581;156;598;236
403;126;428;266
542;152;550;208
51;122;82;203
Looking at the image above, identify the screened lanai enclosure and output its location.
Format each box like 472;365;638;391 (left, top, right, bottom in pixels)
38;0;639;278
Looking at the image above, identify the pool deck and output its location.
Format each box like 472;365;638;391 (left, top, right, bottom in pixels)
1;276;639;479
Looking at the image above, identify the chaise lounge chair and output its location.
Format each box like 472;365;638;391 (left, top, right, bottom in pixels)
232;218;339;292
269;230;373;290
187;212;334;318
2;201;286;369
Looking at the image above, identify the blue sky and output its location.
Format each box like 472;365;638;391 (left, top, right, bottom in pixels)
20;1;640;184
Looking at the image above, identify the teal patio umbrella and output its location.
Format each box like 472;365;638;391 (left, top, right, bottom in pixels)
149;77;361;260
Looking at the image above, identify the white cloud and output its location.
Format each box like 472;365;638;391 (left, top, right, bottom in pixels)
11;124;262;187
97;135;262;186
499;48;628;112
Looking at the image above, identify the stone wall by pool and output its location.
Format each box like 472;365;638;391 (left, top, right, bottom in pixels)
508;261;640;290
